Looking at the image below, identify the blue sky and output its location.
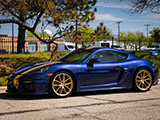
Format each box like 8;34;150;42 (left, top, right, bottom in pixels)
0;0;160;37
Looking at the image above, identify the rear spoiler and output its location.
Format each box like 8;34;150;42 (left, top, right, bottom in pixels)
131;50;159;56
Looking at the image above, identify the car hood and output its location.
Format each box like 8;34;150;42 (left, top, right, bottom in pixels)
14;61;61;75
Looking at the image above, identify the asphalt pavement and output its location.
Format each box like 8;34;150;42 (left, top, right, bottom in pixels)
0;81;160;120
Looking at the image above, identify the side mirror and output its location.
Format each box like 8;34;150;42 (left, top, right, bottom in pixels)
152;51;159;56
87;58;100;66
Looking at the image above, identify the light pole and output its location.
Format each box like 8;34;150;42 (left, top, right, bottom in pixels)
116;21;123;44
0;25;1;50
0;25;1;36
12;17;14;54
144;24;150;38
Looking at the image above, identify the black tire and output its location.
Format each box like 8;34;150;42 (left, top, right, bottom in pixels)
49;71;75;98
133;68;152;92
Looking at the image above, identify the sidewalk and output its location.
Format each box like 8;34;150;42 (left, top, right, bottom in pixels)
0;86;7;93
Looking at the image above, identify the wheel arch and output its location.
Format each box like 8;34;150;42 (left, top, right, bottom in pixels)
132;66;154;85
48;69;77;92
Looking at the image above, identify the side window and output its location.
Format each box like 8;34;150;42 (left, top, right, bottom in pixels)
65;45;68;50
117;52;128;61
90;50;117;62
101;43;109;48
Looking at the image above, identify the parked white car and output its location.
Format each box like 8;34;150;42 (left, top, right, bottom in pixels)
146;44;160;50
111;45;124;50
56;42;75;51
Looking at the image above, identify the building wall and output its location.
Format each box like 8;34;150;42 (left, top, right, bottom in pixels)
0;37;63;53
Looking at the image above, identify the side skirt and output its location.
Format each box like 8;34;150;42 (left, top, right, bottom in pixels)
79;82;131;92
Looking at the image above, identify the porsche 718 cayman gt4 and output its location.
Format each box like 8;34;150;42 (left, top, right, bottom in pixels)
7;47;159;97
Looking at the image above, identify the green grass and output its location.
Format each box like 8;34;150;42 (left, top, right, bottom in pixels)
0;51;69;86
0;76;7;86
134;52;160;78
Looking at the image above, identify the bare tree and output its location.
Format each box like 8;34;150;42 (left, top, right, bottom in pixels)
128;0;160;14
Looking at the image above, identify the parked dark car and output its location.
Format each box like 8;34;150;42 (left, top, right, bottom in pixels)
0;49;9;54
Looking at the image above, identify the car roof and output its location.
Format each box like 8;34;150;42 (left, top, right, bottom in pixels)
84;47;140;60
84;47;122;52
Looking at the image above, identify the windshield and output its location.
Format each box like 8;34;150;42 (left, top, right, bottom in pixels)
112;45;122;48
0;50;8;52
148;45;156;48
58;49;93;63
67;45;75;49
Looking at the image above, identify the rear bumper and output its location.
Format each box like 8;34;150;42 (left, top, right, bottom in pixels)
152;67;159;85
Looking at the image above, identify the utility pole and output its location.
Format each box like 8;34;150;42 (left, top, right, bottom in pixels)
12;17;14;54
0;25;1;36
144;24;150;37
75;6;78;50
112;37;114;47
75;18;78;50
116;21;122;44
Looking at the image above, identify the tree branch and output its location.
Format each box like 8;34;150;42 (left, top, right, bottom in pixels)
32;10;45;31
0;2;21;20
26;12;39;20
0;19;52;43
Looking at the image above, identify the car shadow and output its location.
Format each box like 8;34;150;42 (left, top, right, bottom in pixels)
73;89;134;97
0;89;135;100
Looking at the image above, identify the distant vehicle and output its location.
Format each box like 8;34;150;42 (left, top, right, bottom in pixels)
87;40;110;47
146;44;160;50
85;40;123;50
111;45;124;50
0;49;9;54
56;42;75;51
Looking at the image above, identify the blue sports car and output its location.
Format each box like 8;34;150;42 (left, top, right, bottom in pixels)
7;47;159;98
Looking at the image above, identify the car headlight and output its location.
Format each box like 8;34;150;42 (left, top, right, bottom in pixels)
34;66;50;74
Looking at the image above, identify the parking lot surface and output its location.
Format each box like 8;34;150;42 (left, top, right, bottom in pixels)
0;83;160;120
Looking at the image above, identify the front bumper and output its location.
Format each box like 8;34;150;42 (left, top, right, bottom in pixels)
7;80;36;92
7;74;49;95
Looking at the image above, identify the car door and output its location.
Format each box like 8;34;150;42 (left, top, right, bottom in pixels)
80;50;123;87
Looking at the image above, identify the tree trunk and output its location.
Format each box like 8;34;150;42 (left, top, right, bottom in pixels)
17;24;25;53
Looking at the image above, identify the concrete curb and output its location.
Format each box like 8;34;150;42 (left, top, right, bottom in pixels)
0;86;7;88
0;86;7;89
0;86;7;93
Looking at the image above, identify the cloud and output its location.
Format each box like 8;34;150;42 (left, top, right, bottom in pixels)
131;27;145;31
133;14;160;24
95;13;124;21
96;2;131;9
143;14;160;19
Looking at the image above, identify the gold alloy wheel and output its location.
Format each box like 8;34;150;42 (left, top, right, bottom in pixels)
135;70;152;91
52;73;73;97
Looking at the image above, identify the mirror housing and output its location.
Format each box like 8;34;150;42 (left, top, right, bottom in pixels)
87;58;100;66
151;51;159;56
